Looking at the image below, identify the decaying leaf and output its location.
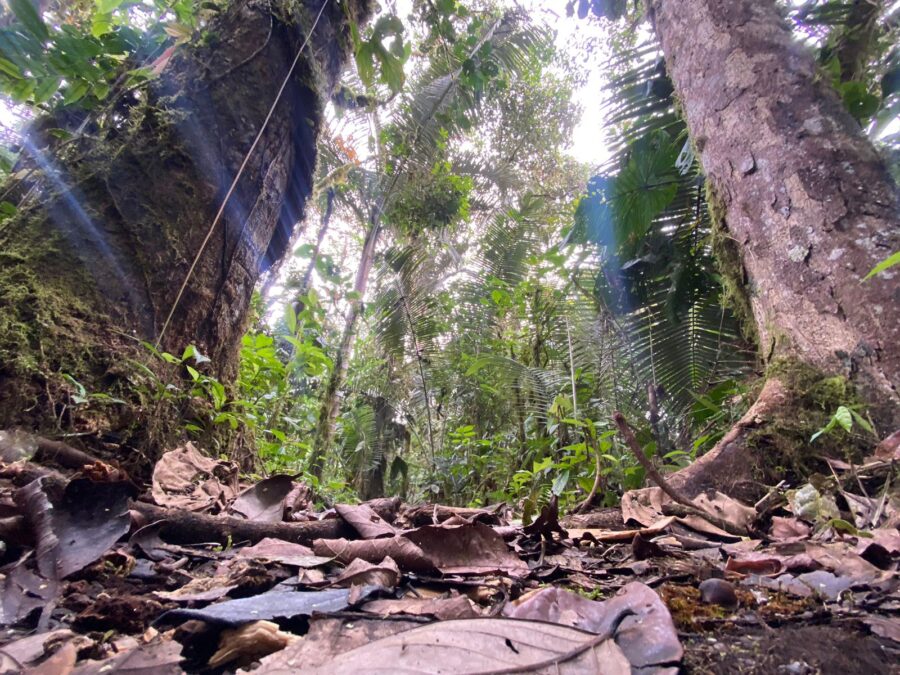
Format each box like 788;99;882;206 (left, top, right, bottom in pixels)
361;595;481;620
230;475;295;523
234;537;331;568
313;536;435;574
405;522;529;577
261;618;631;674
151;444;236;512
208;621;298;669
17;478;134;580
504;583;683;669
159;586;379;627
334;503;397;539
332;556;400;588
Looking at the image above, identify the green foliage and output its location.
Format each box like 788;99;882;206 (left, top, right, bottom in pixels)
0;0;201;110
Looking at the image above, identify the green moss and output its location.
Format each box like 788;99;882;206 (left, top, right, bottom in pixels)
706;182;759;348
746;359;867;482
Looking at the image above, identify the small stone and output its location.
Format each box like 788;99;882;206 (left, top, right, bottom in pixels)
698;578;739;609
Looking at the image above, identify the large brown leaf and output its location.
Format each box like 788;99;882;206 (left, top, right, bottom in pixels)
405;522;529;577
259;618;630;674
17;478;134;580
504;583;683;669
230;475;295;523
151;443;236;512
334;503;396;539
312;537;435;574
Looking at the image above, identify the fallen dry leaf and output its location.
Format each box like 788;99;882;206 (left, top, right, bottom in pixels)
234;537;331;568
159;586;379;627
361;595;481;620
312;536;434;574
208;621;298;669
504;583;683;670
332;556;400;588
17;478;134;581
405;522;529;577
230;475;295;523
334;503;396;539
261;618;631;674
151;443;236;512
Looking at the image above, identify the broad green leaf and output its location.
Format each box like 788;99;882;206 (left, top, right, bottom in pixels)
32;75;60;104
833;406;853;433
10;0;50;42
63;79;90;105
96;0;126;13
0;57;23;80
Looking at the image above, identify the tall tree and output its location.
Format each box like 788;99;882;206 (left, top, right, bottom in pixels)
645;0;899;497
0;0;368;469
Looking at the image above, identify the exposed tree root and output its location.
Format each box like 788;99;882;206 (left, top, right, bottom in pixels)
664;378;791;502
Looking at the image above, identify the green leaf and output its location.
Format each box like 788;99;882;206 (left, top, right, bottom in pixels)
96;0;126;13
833;406;852;433
551;470;570;496
849;409;873;435
10;0;50;42
62;79;90;105
862;251;900;281
32;75;61;104
839;81;880;121
91;14;114;38
0;57;24;80
185;365;200;381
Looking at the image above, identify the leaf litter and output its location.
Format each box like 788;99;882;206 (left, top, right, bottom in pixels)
0;445;898;673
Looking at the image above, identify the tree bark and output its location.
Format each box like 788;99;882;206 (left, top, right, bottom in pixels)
0;0;369;466
648;0;899;428
643;0;900;497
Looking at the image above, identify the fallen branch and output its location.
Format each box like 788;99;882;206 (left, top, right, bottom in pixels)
0;431;104;472
131;501;395;547
613;412;749;537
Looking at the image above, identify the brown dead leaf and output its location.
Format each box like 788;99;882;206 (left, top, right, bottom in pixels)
0;630;74;670
361;595;481;620
724;555;783;576
234;538;330;568
25;640;76;675
69;638;183;674
151;444;236;512
504;583;683;669
208;621;298;669
770;516;811;541
405;522;529;577
568;516;676;543
230;475;295;523
332;557;400;589
262;618;631;675
17;478;134;581
872;429;900;462
334;503;396;539
312;537;434;574
249;617;422;672
864;615;900;643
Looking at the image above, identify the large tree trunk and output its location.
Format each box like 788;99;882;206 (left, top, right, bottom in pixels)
0;0;368;470
646;0;899;496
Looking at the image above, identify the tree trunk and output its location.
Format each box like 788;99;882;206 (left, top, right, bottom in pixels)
0;0;369;470
646;0;899;496
309;214;381;478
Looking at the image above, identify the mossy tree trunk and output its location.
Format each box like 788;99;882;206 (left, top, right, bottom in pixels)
646;0;899;497
0;0;369;471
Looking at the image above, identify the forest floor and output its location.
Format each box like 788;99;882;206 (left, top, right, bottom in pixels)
0;435;898;674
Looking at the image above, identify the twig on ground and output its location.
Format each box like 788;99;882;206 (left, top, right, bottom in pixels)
612;411;749;537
